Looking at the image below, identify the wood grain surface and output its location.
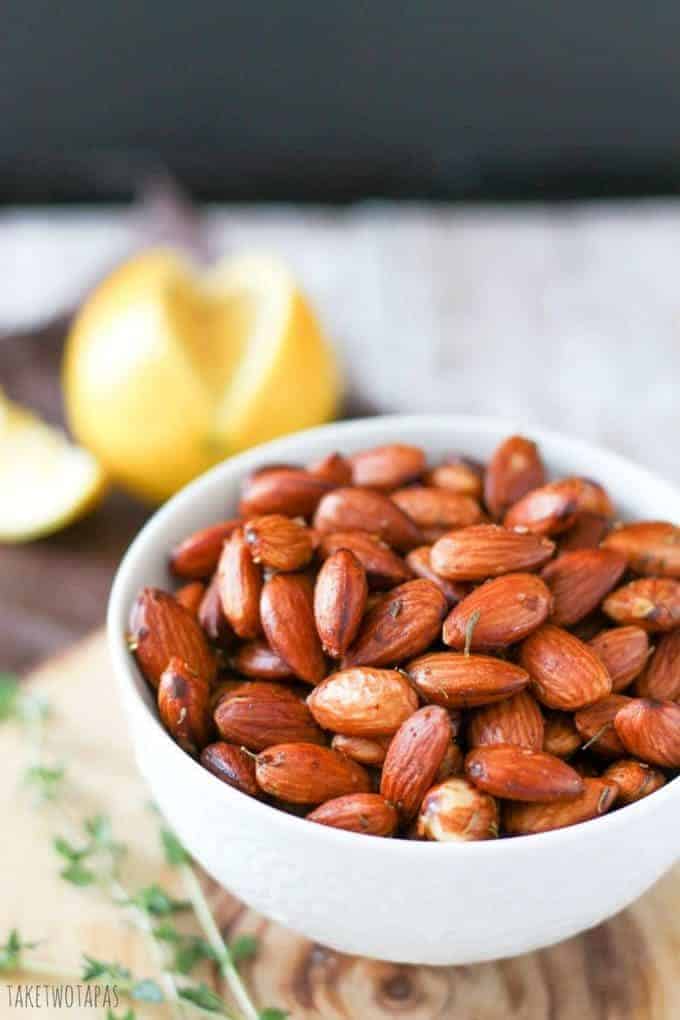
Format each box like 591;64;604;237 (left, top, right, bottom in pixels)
1;630;678;1019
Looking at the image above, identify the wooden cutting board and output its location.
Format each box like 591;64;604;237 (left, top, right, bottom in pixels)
3;631;679;1019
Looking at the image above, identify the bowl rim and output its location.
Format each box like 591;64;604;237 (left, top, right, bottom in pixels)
107;412;680;857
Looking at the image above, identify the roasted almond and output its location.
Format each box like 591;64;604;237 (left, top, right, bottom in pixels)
465;745;584;802
200;741;260;797
443;573;552;651
313;550;368;657
425;457;483;498
313;487;423;551
350;443;426;490
307;452;353;486
214;681;325;751
260;573;326;685
198;576;235;648
230;639;295;681
601;759;666;805
504;778;618;835
129;587;217;690
431;524;554;581
342;579;447;668
635;630;680;701
158;657;213;755
380;706;453;821
484;435;545;520
573;694;632;757
169;520;240;579
406;652;529;708
602;521;680;578
307;793;398;836
243;515;315;572
255;743;371;804
504;477;613;535
467;690;544;750
520;624;612;710
589;626;650;692
559;512;611;552
436;741;465;780
307;667;418;737
217;529;263;639
541;548;627;626
405;546;470;606
542;711;582;759
239;468;332;518
318;530;413;590
331;734;391;766
603;578;680;632
416;777;499;842
175;581;206;617
390;487;482;532
614;698;680;767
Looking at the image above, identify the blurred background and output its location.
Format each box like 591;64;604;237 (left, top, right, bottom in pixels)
2;2;680;670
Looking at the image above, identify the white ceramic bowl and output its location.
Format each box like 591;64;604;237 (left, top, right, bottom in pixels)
108;415;680;966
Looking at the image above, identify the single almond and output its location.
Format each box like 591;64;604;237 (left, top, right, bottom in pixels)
239;468;332;518
307;452;353;486
342;579;447;668
307;667;418;737
541;548;627;626
484;435;546;520
504;778;618;835
425;457;483;498
216;529;263;639
380;706;453;821
589;626;650;692
406;652;529;708
313;487;423;551
169;520;240;579
504;477;613;535
416;777;499;842
431;524;555;581
314;550;368;657
467;690;544;750
573;694;632;757
129;587;217;690
614;698;680;767
520;624;612;710
443;573;552;651
200;741;260;797
602;521;680;578
198;575;235;648
158;657;213;755
318;530;413;590
255;743;371;804
542;711;582;759
601;759;666;805
390;487;482;532
559;512;611;551
260;573;326;685
635;630;680;701
405;546;471;606
243;514;315;572
214;681;325;751
307;793;398;836
350;443;426;490
603;578;680;632
331;734;391;766
175;581;206;617
230;639;295;681
465;745;584;802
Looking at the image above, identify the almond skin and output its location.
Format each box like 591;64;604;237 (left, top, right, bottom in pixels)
504;477;613;535
243;515;315;572
390;487;482;532
602;521;680;578
634;630;680;701
313;487;423;552
601;759;667;805
331;734;391;766
542;711;582;759
504;778;618;835
467;690;544;750
589;626;650;692
255;743;371;804
239;468;332;518
129;587;217;690
217;529;263;639
307;667;418;737
307;793;398;836
214;682;325;751
175;581;206;617
521;624;612;710
406;652;529;708
307;452;353;486
484;435;546;520
573;694;632;757
200;741;260;797
431;524;555;581
614;698;680;767
318;530;413;590
198;576;235;648
443;573;552;651
436;741;465;780
465;745;584;802
341;579;447;668
541;548;627;626
350;444;426;490
405;546;470;607
313;550;368;657
416;777;499;842
158;657;213;755
230;639;295;681
603;578;680;632
559;512;611;552
260;573;326;685
169;520;240;579
425;457;483;499
380;706;453;821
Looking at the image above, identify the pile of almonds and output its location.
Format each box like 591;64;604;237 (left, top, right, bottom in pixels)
128;437;680;841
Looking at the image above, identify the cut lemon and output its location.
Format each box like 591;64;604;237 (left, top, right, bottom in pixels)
63;249;341;503
0;390;106;542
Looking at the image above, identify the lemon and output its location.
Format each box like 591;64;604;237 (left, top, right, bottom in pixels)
63;249;341;503
0;389;106;543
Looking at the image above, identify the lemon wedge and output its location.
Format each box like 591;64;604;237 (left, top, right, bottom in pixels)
63;249;341;503
0;390;106;542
